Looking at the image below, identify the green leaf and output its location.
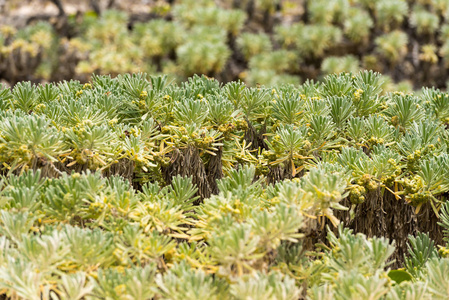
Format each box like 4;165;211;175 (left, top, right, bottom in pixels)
388;269;413;284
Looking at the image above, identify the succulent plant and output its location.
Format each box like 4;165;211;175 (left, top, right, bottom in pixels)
321;55;360;75
410;6;440;35
375;0;409;31
0;69;449;298
237;32;273;61
344;8;374;43
375;30;409;64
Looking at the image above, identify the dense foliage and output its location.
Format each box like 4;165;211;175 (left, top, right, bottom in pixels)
0;71;449;298
3;0;449;88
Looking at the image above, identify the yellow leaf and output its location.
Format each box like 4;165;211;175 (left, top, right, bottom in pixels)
67;161;77;167
169;233;190;239
415;203;423;214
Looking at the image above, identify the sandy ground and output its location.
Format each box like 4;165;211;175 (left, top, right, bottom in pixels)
1;0;153;27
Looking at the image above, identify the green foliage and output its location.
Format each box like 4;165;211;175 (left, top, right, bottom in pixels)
375;31;409;64
410;6;439;35
388;269;413;284
0;71;448;298
375;0;409;31
237;32;272;61
3;0;449;91
404;232;438;279
176;27;231;76
344;8;374;43
321;55;360;75
426;258;449;299
384;93;425;131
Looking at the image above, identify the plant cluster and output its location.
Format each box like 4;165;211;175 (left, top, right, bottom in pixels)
5;0;449;88
0;71;447;298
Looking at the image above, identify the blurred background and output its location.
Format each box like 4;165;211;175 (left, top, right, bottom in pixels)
1;0;449;90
